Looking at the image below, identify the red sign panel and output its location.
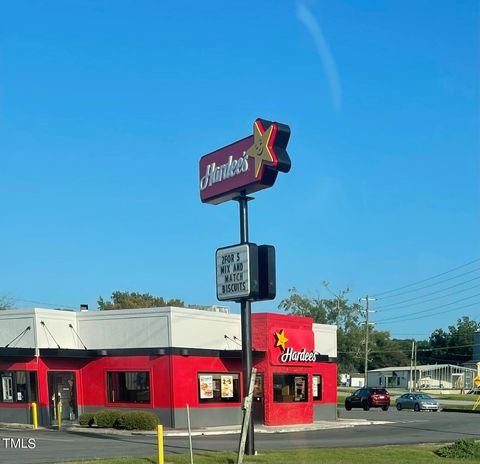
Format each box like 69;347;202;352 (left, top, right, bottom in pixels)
269;327;316;366
199;118;291;204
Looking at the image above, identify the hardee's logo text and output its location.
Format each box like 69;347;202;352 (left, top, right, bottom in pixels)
200;153;249;191
274;329;317;363
280;348;317;362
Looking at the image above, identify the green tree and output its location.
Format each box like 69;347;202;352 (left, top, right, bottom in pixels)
368;331;410;370
415;339;431;365
428;327;450;364
0;295;14;310
447;316;480;361
413;317;479;365
97;291;184;310
427;316;479;364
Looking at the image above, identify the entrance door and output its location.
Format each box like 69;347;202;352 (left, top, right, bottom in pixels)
252;373;264;424
47;372;77;424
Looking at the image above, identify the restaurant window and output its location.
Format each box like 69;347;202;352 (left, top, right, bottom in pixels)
198;373;240;403
312;375;322;400
107;371;150;404
0;371;37;403
273;374;308;402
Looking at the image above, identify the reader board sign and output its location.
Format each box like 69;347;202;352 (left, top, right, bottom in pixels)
216;244;259;301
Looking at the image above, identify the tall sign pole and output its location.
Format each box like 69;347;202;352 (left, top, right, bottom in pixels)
236;194;254;454
200;118;291;456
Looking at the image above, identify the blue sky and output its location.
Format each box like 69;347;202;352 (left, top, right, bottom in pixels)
1;1;479;340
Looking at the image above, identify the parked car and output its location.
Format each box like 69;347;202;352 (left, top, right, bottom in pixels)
344;387;391;411
395;393;439;411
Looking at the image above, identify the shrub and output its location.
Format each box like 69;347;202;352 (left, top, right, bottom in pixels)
79;413;96;427
436;439;480;459
118;411;159;430
93;409;124;428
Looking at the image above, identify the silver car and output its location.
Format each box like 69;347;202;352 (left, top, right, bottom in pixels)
395;393;439;411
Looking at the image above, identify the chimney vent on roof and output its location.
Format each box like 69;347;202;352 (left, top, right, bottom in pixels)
80;304;89;312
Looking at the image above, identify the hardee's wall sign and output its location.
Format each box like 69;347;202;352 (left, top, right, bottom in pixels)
199;118;291;204
274;329;317;363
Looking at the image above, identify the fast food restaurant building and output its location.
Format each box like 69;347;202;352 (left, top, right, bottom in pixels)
0;306;337;428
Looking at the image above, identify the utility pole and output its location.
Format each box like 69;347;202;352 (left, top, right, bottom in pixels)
409;341;414;392
413;341;417;392
359;296;376;388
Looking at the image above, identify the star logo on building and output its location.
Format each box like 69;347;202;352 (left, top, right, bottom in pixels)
274;329;289;352
245;118;291;179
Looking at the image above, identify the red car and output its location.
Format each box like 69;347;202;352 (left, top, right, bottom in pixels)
344;387;391;411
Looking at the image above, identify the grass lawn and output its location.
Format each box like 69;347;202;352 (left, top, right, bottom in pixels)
442;405;479;412
59;444;480;464
432;394;477;402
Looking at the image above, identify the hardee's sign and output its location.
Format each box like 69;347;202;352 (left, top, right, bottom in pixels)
199;118;291;204
274;329;317;363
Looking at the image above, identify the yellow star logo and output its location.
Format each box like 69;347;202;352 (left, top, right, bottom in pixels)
245;119;278;178
274;329;289;352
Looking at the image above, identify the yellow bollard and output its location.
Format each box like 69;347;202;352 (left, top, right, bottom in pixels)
157;424;164;464
56;402;62;429
31;402;38;429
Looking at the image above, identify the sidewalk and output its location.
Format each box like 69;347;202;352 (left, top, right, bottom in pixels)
0;418;390;436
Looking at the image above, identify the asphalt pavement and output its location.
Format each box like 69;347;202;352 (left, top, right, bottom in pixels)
1;408;479;464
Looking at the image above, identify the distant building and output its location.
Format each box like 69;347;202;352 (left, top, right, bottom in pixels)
368;364;476;390
339;373;364;388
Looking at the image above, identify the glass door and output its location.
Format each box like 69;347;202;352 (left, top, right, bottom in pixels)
47;372;78;424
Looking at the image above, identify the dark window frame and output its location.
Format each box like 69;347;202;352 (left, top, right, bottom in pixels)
0;371;38;404
106;370;151;405
273;373;308;403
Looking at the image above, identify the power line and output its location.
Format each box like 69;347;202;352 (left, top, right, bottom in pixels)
389;333;431;337
375;281;480;312
14;298;77;310
399;300;480;323
375;300;479;325
373;258;480;297
338;342;480;355
375;293;480;323
420;343;480;351
376;267;480;300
